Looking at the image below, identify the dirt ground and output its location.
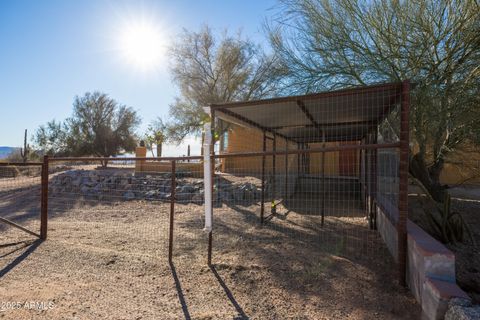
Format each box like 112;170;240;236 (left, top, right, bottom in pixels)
0;174;420;319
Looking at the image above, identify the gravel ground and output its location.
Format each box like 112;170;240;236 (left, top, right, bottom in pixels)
0;175;420;319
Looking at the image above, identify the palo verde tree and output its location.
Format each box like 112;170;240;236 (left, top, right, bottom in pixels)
268;0;480;201
168;25;281;143
35;92;141;165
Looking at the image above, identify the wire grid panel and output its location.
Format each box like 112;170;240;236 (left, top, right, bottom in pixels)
0;164;42;240
170;160;208;263
214;152;386;262
47;159;173;265
212;84;402;263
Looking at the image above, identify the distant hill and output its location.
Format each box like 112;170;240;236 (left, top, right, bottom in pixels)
0;146;19;159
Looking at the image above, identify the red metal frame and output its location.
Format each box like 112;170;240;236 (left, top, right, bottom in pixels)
168;160;176;263
40;155;49;240
397;80;410;285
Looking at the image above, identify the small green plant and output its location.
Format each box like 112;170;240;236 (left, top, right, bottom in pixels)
411;176;475;245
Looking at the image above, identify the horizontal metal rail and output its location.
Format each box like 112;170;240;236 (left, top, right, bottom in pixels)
0;217;41;238
214;142;400;159
0;162;43;166
48;156;203;162
22;142;400;164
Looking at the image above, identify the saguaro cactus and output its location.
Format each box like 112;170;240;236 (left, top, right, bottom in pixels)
20;129;30;163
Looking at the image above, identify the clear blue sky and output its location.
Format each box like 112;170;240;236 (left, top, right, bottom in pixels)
0;0;277;155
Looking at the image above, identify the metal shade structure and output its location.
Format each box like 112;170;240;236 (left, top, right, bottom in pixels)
207;81;410;285
210;82;402;143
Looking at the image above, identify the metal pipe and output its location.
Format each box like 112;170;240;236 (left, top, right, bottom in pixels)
0;217;40;238
213;142;401;159
49;156;203;162
203;123;213;234
285;142;288;199
207;110;216;266
372;128;378;230
321;130;326;226
0;162;43;166
261;130;266;224
47;143;401;163
168;160;176;263
366;134;371;226
272;134;276;214
40;155;49;240
398;80;410;286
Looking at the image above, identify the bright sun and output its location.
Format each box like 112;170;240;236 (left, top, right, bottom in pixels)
119;21;165;71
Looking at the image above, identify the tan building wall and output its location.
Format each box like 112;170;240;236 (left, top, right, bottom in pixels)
221;124;297;175
220;124;360;177
135;147;203;177
440;148;480;185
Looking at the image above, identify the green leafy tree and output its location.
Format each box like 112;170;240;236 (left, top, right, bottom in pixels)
35;120;69;156
268;0;480;200
168;25;281;143
35;92;141;164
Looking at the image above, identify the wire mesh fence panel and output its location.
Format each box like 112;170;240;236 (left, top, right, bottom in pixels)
0;164;42;241
210;83;405;270
47;159;172;266
212;152;389;266
170;160;208;264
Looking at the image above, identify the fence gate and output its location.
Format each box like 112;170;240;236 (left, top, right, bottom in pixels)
0;162;44;242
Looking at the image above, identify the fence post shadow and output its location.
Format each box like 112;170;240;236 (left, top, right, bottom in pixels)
0;238;43;278
209;265;249;320
169;261;191;320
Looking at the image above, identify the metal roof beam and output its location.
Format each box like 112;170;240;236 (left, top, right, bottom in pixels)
270;119;377;130
218;108;296;143
296;100;319;127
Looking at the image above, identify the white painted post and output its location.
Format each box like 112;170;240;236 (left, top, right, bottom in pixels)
203;122;212;232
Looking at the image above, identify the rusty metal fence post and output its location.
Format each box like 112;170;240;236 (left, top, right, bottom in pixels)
40;155;49;240
168;160;176;263
207;110;216;266
260;131;266;224
398;80;410;285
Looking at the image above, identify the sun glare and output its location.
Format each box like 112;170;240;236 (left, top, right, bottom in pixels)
119;21;165;71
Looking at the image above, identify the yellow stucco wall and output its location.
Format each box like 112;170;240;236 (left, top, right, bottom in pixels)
221;125;298;175
221;124;359;176
135;147;203;177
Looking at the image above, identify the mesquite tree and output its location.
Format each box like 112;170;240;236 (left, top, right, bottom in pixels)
35;92;141;165
268;0;480;201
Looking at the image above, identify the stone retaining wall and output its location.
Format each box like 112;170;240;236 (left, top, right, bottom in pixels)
376;201;474;319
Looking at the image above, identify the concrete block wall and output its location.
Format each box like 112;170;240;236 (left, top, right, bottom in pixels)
376;204;471;320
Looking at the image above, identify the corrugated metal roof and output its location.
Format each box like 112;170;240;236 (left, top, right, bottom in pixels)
210;82;402;143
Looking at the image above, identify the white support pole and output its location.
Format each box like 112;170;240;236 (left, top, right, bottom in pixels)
203;122;213;233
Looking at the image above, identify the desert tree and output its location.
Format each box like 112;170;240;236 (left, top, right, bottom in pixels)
35;120;70;156
35;92;141;165
267;0;480;201
168;25;281;143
